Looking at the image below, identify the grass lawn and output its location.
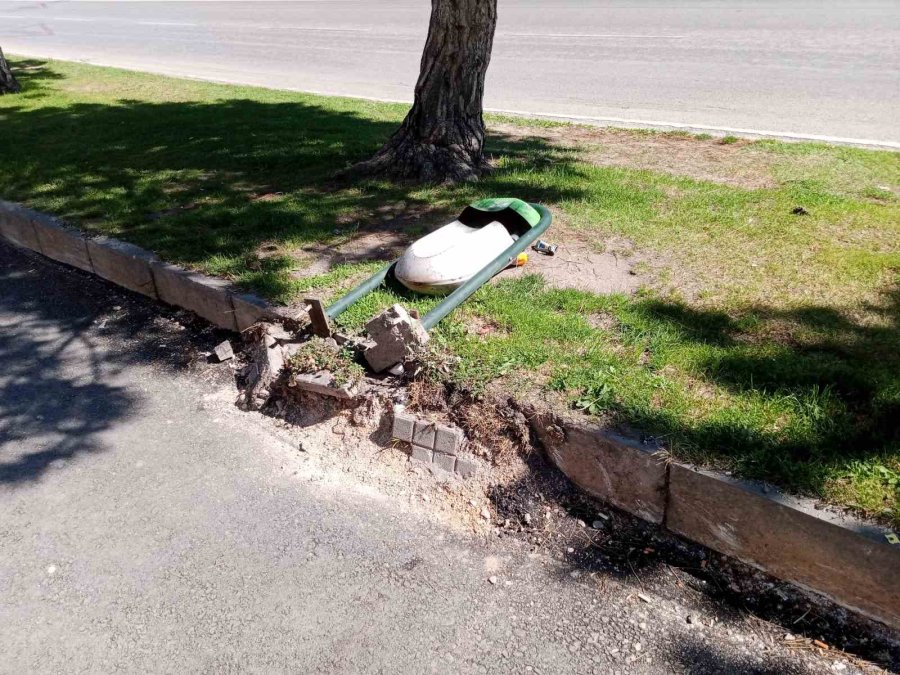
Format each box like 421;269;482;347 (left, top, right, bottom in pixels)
3;57;898;525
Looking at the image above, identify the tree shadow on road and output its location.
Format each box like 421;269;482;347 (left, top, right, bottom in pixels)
0;243;228;485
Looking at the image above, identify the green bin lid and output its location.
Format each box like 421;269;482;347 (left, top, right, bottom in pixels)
468;198;541;228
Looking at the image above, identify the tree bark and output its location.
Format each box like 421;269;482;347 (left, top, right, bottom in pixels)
350;0;497;183
0;47;21;95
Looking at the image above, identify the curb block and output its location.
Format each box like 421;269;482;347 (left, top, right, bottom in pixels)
530;409;900;630
150;262;238;332
666;463;900;630
31;212;93;272
86;236;159;299
532;413;667;524
0;201;41;250
232;292;273;332
0;200;303;334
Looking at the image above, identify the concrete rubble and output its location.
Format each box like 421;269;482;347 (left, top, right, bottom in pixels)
363;304;429;373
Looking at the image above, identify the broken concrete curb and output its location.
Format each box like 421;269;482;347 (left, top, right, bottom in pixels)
529;410;900;630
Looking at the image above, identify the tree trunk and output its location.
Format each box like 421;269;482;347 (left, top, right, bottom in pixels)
351;0;497;183
0;47;21;95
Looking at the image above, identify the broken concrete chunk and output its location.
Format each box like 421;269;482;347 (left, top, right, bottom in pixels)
290;371;356;399
363;304;429;373
213;340;234;362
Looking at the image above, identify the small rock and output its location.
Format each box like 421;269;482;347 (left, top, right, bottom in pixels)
577;519;586;528
488;576;498;585
213;340;234;362
523;513;532;525
686;615;695;625
791;206;810;216
46;565;56;575
634;643;642;652
480;507;491;520
592;520;604;529
422;495;430;503
566;547;575;554
782;633;794;641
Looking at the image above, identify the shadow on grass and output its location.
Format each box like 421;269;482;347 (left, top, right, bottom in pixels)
0;57;588;301
615;287;900;490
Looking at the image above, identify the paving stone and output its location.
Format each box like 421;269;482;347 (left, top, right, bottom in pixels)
86;236;158;298
433;452;457;473
31;213;92;272
412;421;437;449
392;410;416;443
410;445;433;465
151;261;238;331
0;201;40;250
455;456;479;479
532;413;667;524
434;424;463;455
667;463;900;630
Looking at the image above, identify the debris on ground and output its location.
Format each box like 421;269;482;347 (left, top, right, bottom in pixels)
213;340;234;362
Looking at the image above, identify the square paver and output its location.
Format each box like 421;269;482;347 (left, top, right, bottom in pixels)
412;421;436;449
392;411;416;443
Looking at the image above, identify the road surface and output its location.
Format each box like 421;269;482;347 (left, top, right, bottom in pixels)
0;241;863;672
0;0;898;146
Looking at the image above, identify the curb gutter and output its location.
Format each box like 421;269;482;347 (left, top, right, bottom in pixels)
2;200;897;631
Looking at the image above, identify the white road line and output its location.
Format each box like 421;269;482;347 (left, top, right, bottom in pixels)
499;33;685;39
488;107;900;149
136;21;199;28
4;48;896;149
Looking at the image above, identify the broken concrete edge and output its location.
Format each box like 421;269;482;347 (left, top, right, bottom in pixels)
0;198;300;333
527;406;900;631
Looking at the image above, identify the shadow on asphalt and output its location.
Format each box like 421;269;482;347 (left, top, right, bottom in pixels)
0;242;228;485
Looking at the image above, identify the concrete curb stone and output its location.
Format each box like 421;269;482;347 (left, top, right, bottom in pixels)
86;236;159;298
531;412;667;524
30;212;93;272
232;293;274;332
0;200;41;250
150;261;238;331
666;463;900;630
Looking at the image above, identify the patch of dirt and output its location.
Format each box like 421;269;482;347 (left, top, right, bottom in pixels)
490;122;778;189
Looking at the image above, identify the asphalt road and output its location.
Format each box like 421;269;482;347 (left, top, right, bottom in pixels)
1;1;898;146
0;242;865;672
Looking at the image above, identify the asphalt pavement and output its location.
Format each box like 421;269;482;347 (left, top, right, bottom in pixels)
0;0;897;146
0;242;865;672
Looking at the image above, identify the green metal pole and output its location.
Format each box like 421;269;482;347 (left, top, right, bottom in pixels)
421;203;551;331
325;262;394;319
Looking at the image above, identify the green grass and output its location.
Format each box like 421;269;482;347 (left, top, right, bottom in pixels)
2;57;898;524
